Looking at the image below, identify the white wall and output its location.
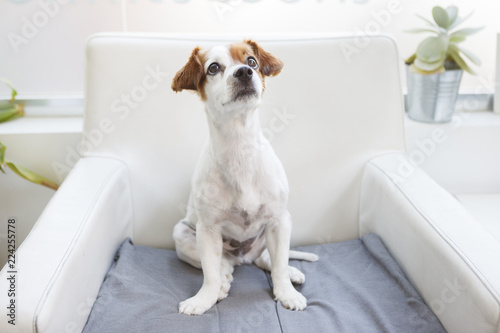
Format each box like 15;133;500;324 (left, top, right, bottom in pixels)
0;130;81;267
0;0;499;98
1;0;123;96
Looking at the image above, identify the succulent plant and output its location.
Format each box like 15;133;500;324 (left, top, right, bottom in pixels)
405;6;483;74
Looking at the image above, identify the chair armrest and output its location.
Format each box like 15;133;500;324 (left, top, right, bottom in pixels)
359;153;500;333
0;157;133;333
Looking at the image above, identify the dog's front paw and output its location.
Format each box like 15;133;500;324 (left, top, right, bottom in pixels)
274;287;307;311
179;295;215;315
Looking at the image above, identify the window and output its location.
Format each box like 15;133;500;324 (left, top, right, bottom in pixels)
1;0;498;114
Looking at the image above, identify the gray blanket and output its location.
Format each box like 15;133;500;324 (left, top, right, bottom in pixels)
83;234;445;333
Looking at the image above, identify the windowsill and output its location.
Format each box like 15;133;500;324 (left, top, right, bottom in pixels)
0;116;83;135
404;110;500;195
404;110;500;128
1;111;499;136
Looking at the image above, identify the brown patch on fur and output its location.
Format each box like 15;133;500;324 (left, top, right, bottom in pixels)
229;43;252;64
229;42;266;89
229;41;283;92
240;210;250;226
171;46;208;100
223;228;266;258
244;39;284;77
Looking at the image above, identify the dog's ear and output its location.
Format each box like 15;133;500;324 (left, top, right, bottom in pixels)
171;46;205;93
245;40;284;77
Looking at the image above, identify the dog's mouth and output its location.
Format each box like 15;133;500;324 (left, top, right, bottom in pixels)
232;86;258;101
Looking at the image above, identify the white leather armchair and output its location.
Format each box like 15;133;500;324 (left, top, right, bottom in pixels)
1;34;498;333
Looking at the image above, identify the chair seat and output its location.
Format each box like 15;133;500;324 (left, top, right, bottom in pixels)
82;234;444;333
456;194;500;240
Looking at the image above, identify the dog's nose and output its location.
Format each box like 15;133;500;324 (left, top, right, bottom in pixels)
233;66;253;82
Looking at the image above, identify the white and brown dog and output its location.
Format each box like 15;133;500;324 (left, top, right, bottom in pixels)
172;40;318;316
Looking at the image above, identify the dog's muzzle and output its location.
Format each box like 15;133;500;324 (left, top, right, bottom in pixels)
232;66;257;101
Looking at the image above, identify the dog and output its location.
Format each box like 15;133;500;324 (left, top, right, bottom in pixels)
171;40;318;316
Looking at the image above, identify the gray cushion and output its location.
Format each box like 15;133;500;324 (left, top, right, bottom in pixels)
83;234;445;333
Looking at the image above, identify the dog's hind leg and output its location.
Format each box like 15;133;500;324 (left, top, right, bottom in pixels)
255;249;306;285
173;219;201;269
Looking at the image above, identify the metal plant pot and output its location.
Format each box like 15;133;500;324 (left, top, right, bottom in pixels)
406;65;463;123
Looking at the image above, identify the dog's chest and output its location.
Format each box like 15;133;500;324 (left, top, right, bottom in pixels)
215;144;284;212
196;121;288;240
231;203;266;226
219;202;271;242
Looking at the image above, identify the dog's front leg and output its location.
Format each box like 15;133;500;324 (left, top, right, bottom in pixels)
266;212;307;311
179;223;222;315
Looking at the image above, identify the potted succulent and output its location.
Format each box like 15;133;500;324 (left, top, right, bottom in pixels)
405;6;483;123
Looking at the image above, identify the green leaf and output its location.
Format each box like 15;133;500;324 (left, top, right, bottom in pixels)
405;53;417;65
414;57;445;72
0;78;18;102
416;36;448;63
410;63;445;75
450;26;484;38
0;107;18;123
5;161;59;190
448;46;475;74
446;6;458;26
0;104;24;123
432;6;450;29
0;78;24;124
416;13;436;27
448;10;474;30
449;35;466;43
458;46;481;66
452;44;481;66
0;142;5;173
404;28;439;34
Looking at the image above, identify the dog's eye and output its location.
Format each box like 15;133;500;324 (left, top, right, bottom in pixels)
246;57;258;69
208;63;221;75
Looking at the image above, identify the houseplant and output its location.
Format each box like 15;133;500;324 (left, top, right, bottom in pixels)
405;6;483;123
0;78;59;190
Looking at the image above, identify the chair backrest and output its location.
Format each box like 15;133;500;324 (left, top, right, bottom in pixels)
84;33;405;248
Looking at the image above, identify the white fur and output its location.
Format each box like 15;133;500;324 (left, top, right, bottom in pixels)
173;45;318;316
